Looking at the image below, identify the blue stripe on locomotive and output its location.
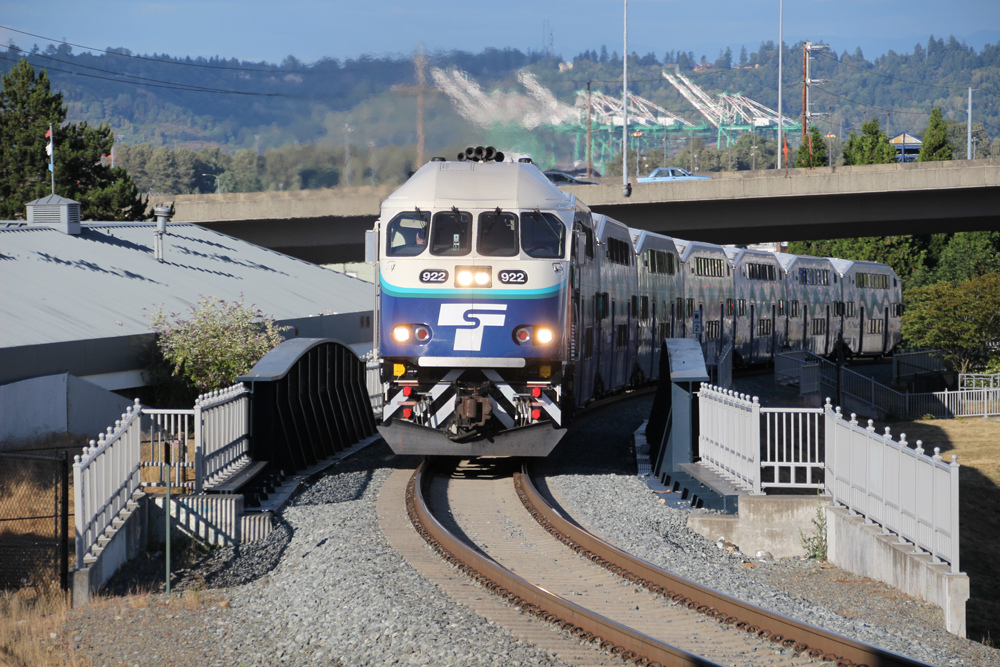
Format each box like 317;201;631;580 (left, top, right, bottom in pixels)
379;277;567;359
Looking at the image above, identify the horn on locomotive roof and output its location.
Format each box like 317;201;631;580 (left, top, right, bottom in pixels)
456;146;506;163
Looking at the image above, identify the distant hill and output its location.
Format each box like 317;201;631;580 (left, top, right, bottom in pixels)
4;36;997;189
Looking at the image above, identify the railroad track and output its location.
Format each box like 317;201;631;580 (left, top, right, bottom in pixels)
405;457;931;667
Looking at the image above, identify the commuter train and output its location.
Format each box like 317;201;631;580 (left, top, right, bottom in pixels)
368;150;902;457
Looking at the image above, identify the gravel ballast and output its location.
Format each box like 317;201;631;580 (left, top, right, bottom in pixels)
57;383;999;666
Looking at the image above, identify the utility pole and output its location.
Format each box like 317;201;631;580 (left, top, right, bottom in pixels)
777;0;783;169
344;124;352;187
622;0;631;197
47;123;55;194
586;81;592;178
967;88;973;160
802;46;807;145
802;42;829;145
415;45;427;167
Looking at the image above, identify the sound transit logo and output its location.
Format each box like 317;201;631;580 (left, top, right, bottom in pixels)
437;303;507;351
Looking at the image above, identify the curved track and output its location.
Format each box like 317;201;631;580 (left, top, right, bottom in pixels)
406;458;931;667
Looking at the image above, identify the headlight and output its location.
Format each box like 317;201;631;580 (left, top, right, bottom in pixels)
455;266;491;288
392;325;410;342
536;327;553;344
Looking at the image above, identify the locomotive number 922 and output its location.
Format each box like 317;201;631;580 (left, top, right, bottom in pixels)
367;148;902;458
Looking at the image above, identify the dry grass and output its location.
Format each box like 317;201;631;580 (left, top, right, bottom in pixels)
0;441;75;559
874;416;1000;646
0;583;88;667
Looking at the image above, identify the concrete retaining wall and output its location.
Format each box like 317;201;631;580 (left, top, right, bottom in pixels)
72;493;147;607
827;505;968;637
688;496;968;637
687;495;827;559
72;493;270;606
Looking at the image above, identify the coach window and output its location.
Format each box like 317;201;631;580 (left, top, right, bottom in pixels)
521;211;565;258
477;209;519;256
430;208;472;256
386;211;431;257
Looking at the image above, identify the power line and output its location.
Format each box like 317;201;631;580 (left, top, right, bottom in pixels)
813;50;1000;101
4;45;287;96
815;87;1000;134
0;53;307;98
0;24;314;73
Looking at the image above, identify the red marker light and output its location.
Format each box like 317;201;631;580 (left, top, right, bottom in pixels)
517;329;530;342
531;409;541;420
402;386;413;396
531;387;541;398
403;408;413;419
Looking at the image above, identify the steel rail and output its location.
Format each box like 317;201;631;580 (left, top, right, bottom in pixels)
406;460;725;667
516;464;933;667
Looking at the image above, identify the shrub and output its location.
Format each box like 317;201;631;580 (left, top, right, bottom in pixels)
799;493;828;561
147;295;289;397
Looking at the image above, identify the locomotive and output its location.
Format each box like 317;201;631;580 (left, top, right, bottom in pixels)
367;149;902;457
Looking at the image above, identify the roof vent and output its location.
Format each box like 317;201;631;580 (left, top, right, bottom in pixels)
26;195;81;235
153;205;172;262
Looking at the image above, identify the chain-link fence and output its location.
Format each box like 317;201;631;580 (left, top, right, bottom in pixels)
0;453;70;591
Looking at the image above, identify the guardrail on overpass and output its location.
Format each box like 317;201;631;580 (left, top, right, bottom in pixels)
150;157;1000;263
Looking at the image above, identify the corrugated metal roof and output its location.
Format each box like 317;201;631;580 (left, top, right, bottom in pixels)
0;222;373;348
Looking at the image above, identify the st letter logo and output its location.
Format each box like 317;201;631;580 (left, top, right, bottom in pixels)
438;303;507;351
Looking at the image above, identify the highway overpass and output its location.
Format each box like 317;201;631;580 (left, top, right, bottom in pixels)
150;158;1000;264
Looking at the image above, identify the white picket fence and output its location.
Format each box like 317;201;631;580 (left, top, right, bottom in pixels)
959;373;1000;389
73;400;144;566
696;385;961;572
825;406;960;573
698;384;825;494
74;384;250;567
142;384;251;493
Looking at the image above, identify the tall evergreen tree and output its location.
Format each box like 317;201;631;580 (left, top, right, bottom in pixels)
795;125;829;168
0;58;149;220
842;117;896;165
918;106;952;161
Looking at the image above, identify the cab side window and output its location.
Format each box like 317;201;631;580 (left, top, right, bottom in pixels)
386;211;430;257
521;211;565;258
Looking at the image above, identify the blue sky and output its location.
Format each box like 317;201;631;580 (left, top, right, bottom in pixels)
3;0;999;65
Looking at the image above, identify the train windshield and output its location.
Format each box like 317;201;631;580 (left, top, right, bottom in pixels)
386;211;430;257
521;211;565;258
477;209;519;257
430;209;472;256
